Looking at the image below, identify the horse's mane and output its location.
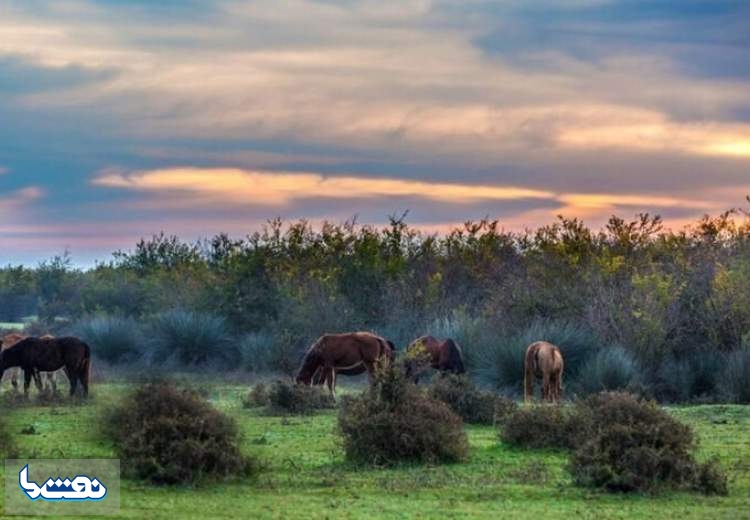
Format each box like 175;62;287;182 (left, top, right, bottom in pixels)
444;339;465;373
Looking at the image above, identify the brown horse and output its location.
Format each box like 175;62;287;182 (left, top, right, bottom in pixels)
0;336;91;397
0;333;59;393
296;332;393;399
524;341;564;403
405;335;465;382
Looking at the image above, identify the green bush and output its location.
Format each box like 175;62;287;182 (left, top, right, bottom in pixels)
574;346;641;395
76;315;143;364
104;381;259;485
339;363;469;465
147;310;238;367
569;392;727;495
499;405;580;450
266;380;335;415
428;373;516;425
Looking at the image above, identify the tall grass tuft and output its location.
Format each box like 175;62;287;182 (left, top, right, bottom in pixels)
76;315;143;364
574;346;641;396
147;310;238;368
720;348;750;404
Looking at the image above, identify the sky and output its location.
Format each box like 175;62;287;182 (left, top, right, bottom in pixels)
1;0;749;266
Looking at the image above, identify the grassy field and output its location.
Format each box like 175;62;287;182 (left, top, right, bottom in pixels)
1;381;749;519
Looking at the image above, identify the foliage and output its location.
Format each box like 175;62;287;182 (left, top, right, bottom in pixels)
6;208;750;403
75;314;143;364
499;405;581;450
242;383;270;408
0;414;18;459
720;348;750;404
266;380;335;414
147;310;237;367
569;392;728;495
574;346;641;396
104;381;259;485
338;363;469;465
428;373;516;425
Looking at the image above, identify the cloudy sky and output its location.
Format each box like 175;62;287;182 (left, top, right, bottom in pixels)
1;1;749;265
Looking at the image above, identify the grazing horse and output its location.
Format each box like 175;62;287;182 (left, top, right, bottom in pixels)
0;336;91;397
405;335;465;382
0;334;59;393
524;341;564;403
310;339;396;385
296;332;393;399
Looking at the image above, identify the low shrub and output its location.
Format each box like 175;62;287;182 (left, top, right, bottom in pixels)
76;315;142;364
266;380;335;414
499;405;580;450
569;392;728;495
428;373;516;425
147;310;238;367
574;346;641;396
338;363;469;465
104;381;259;485
720;348;750;404
242;383;270;408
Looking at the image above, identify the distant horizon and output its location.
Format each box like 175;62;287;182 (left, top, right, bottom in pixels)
2;1;749;266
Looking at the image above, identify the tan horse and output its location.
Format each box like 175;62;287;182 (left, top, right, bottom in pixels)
405;335;465;382
296;332;393;399
0;333;59;393
524;341;564;403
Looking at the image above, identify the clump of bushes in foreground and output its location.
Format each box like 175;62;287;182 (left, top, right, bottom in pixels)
339;363;468;465
105;381;260;485
500;392;728;495
428;373;517;425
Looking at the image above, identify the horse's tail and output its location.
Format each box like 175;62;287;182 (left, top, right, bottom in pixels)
524;343;538;403
444;339;465;374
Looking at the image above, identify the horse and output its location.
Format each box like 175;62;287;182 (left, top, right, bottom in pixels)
0;336;91;397
296;332;393;399
524;341;564;403
0;333;59;393
404;335;465;382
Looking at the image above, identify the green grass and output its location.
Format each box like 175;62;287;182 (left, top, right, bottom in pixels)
2;382;749;519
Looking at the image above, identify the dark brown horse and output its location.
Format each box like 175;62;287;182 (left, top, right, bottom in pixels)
296;332;393;399
524;341;564;403
0;336;91;397
405;335;465;382
0;333;59;392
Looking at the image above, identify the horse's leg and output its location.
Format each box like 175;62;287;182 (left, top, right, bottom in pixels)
23;370;32;397
11;368;19;393
32;370;44;393
363;360;376;385
542;372;551;402
325;368;336;401
49;372;57;394
69;364;78;397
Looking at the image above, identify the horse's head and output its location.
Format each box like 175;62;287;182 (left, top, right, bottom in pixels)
295;351;321;385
